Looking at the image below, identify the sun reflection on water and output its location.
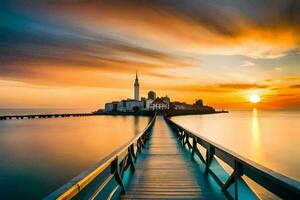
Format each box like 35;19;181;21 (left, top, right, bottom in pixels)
252;108;260;141
171;110;300;181
251;108;263;162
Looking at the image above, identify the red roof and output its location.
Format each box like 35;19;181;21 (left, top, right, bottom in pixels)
151;98;167;105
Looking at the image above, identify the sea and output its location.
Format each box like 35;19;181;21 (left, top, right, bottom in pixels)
0;108;299;199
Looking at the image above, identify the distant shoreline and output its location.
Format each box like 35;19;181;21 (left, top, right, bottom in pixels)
166;110;228;117
94;109;228;117
0;110;228;120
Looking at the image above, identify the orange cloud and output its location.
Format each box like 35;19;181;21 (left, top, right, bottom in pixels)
290;84;300;88
1;1;300;109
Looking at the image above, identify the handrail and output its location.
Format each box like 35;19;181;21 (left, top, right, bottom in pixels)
44;113;156;200
165;117;300;200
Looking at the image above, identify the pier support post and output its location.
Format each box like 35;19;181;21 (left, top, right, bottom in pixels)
128;147;135;173
205;145;215;174
129;144;136;161
191;137;197;159
111;157;125;194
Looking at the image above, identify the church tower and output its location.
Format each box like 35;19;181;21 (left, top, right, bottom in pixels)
134;72;139;100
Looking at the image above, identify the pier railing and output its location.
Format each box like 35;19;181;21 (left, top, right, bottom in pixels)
44;114;156;200
165;117;300;200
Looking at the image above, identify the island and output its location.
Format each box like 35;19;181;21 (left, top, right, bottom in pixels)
94;73;227;116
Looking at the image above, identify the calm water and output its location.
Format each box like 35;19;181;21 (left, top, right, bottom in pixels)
1;109;299;199
0;114;150;199
171;109;300;182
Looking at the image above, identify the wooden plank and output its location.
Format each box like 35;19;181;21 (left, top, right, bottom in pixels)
121;116;224;199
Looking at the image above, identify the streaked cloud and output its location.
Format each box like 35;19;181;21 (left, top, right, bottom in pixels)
218;83;270;89
274;67;282;72
159;82;271;93
240;61;256;67
0;0;300;109
290;84;300;88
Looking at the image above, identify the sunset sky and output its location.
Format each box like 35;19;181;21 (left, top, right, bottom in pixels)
1;0;300;110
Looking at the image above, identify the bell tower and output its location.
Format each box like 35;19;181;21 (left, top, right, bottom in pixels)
134;72;139;100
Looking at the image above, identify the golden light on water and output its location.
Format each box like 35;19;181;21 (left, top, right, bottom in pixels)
250;94;261;104
251;108;262;162
251;108;260;141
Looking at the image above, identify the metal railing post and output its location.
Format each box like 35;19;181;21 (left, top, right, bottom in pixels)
111;157;125;194
205;145;215;174
191;136;197;159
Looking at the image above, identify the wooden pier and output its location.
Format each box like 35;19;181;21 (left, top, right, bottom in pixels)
0;113;93;120
121;116;223;199
45;114;300;200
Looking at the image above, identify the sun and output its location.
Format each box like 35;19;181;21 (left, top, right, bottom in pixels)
249;94;260;103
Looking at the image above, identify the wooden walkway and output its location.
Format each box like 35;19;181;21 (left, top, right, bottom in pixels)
121;116;224;199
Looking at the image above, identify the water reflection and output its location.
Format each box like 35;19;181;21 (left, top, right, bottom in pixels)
252;108;260;141
251;108;262;161
134;116;139;135
171;110;300;181
0;116;149;199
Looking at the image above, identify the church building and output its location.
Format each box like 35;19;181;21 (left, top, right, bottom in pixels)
104;73;143;112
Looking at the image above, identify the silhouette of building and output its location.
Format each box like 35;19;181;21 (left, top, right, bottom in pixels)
105;73;143;112
149;98;168;110
193;99;203;107
171;99;214;111
105;101;119;112
134;73;139;100
145;98;154;110
104;73;211;113
117;99;144;112
161;96;170;109
148;91;156;100
172;102;194;110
